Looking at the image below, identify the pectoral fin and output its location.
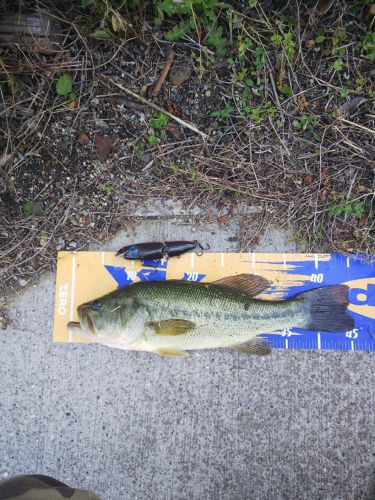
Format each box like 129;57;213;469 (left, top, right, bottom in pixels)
156;348;189;358
213;274;271;297
150;319;196;336
228;337;272;356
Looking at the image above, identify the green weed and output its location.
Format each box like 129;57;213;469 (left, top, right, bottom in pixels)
329;197;369;219
331;27;347;56
149;113;169;130
315;35;326;44
293;114;321;140
147;113;169;145
156;0;229;58
332;58;344;72
293;114;315;131
210;102;233;121
362;31;375;60
271;31;296;61
148;134;158;146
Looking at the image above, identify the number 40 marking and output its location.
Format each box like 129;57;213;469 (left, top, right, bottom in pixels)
310;273;324;283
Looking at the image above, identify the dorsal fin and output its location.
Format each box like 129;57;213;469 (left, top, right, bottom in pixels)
213;274;271;297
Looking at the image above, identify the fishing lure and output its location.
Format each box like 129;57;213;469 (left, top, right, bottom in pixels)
116;240;209;260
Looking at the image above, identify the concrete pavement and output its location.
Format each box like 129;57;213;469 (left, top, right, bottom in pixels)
1;216;374;500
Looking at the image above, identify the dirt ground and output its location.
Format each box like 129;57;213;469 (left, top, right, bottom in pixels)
0;0;374;297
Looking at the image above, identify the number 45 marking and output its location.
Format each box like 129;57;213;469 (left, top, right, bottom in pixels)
345;329;359;339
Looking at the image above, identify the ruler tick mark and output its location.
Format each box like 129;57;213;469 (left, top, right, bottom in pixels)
314;254;319;270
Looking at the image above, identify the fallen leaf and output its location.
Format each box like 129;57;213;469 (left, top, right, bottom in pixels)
78;131;89;145
277;67;286;90
337;230;353;239
165;124;182;139
338;96;367;116
356;185;371;194
39;234;49;247
94;232;106;241
95;134;113;161
217;215;229;225
319;189;327;201
66;97;79;109
358;217;368;228
370;4;375;16
167;103;182;117
169;64;192;86
317;0;335;14
56;73;72;96
0;153;11;168
321;171;329;187
306;39;315;49
304;174;313;185
249;235;260;247
22;200;44;217
297;93;308;111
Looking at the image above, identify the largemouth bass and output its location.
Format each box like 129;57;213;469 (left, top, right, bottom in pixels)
67;274;354;356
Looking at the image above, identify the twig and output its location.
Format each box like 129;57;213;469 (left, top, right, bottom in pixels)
104;95;145;111
268;116;290;156
110;79;209;140
337;117;375;136
153;49;175;96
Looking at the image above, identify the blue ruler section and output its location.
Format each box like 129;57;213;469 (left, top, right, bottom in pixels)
105;253;375;352
259;253;375;352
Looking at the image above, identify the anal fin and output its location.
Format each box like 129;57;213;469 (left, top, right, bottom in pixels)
228;337;272;356
156;348;189;358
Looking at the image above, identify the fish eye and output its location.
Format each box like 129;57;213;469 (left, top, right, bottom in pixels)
91;300;102;311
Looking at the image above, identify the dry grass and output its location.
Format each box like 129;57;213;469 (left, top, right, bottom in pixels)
0;0;374;293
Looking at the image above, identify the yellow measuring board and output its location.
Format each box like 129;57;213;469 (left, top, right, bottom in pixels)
53;251;375;351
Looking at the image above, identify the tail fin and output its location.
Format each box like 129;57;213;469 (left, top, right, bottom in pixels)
298;285;354;332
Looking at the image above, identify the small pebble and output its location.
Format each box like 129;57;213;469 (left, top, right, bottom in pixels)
95;119;109;129
56;237;65;250
169;64;193;86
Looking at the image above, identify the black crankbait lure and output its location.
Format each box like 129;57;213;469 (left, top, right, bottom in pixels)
116;240;210;260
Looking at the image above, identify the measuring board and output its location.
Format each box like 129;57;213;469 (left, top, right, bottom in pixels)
53;252;375;352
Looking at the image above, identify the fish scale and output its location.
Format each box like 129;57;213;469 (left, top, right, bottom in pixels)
137;282;309;351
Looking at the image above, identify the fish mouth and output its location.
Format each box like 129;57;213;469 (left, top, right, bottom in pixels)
77;306;96;337
85;314;95;335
